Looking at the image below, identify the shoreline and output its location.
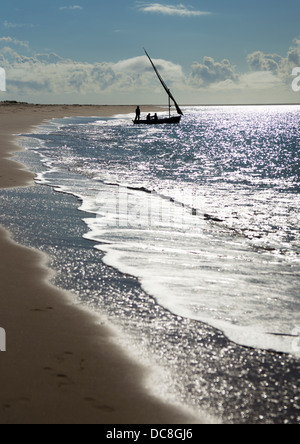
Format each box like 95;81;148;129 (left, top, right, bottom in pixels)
0;104;198;424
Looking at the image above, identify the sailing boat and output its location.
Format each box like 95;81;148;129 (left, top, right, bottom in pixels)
133;49;183;125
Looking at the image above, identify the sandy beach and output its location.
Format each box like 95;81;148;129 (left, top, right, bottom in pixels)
0;102;197;424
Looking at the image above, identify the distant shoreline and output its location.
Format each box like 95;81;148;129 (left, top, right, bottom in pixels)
1;100;299;107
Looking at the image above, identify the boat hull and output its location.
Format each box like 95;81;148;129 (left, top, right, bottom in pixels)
133;115;182;125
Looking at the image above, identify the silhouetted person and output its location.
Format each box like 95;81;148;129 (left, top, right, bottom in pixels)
135;106;141;121
147;113;151;122
153;113;158;121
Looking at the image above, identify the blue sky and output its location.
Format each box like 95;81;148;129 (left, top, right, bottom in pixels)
1;1;300;104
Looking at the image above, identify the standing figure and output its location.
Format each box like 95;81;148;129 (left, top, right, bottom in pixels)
135;106;141;122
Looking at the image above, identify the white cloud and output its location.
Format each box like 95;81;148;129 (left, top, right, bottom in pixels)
189;57;238;86
0;36;29;49
137;2;211;17
247;51;282;73
247;38;300;85
0;45;185;102
114;55;184;81
1;38;299;104
4;21;34;29
59;5;83;11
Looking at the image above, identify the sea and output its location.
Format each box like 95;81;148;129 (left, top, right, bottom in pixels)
0;105;299;423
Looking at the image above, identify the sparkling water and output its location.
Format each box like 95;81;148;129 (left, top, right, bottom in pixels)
20;105;300;355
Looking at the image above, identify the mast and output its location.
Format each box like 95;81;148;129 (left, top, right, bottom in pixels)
144;48;183;116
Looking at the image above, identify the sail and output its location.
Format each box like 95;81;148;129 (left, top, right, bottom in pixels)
144;49;183;116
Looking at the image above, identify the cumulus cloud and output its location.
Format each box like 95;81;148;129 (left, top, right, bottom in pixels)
3;57;117;95
114;55;184;81
137;2;211;17
247;38;300;83
247;51;282;73
186;50;295;104
1;36;299;104
189;57;238;86
0;42;185;101
286;39;300;66
189;38;300;95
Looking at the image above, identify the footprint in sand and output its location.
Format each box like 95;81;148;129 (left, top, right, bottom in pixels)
30;307;54;312
56;374;72;388
84;398;115;413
